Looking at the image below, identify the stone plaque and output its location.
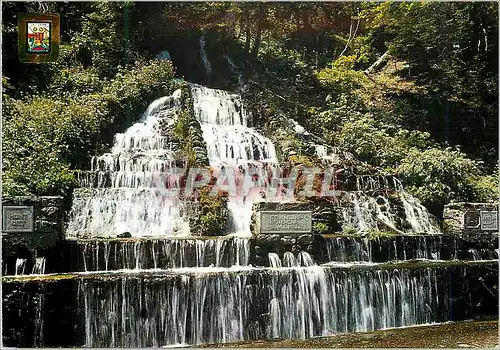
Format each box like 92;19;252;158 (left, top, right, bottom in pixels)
2;206;34;233
259;211;312;234
463;211;480;229
480;211;498;231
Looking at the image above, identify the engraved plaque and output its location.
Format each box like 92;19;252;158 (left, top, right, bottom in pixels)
480;211;498;231
2;206;34;233
259;211;312;234
463;211;480;229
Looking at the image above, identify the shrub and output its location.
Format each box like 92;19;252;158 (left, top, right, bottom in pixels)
2;60;176;199
397;147;480;215
313;222;329;234
192;186;229;236
366;229;396;241
470;174;499;202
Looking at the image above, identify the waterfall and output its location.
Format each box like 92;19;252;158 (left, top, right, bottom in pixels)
79;238;250;271
199;36;212;78
32;257;46;275
341;192;439;234
190;84;278;234
67;81;440;237
224;55;245;90
323;235;448;263
268;253;282;268
67;90;190;238
80;265;448;347
15;258;27;276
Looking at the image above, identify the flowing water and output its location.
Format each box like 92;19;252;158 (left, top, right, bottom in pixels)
67;83;438;237
67;91;189;238
14;83;497;348
15;258;27;276
190;84;278;234
78;238;250;271
78;263;453;347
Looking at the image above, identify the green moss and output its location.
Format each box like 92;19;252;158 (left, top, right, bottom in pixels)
366;229;397;241
312;222;329;234
343;226;358;235
172;83;209;167
190;185;229;236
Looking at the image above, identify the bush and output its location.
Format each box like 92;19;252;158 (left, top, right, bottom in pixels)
470;174;499;202
2;60;176;199
313;222;329;234
397;147;480;215
191;186;229;236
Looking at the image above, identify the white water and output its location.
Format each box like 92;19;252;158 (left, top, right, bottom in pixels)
199;36;212;78
342;191;438;234
67;81;440;237
15;258;27;276
32;257;46;275
80;264;444;347
67;91;190;238
79;237;250;271
190;84;278;234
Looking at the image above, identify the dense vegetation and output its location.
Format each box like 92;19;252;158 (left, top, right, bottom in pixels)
2;2;498;217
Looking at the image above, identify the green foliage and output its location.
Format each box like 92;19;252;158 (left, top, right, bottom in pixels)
343;226;358;235
2;60;176;199
69;2;140;78
195;186;229;236
366;229;396;241
172;83;208;167
104;60;175;125
397;148;481;215
2;2;497;222
470;174;499;203
312;222;329;235
317;57;370;97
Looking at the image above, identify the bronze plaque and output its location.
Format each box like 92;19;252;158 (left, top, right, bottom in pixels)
463;211;480;229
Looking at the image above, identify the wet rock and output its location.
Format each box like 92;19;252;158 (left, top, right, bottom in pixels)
117;232;132;238
298;234;313;246
35;220;58;233
281;236;296;246
41;206;59;218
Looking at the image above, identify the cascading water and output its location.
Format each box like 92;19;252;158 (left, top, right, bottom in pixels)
67;91;190;238
79;238;250;271
341;191;439;234
12;81;492;349
79;262;459;347
15;258;27;276
67;80;439;237
199;35;212;79
190;84;278;234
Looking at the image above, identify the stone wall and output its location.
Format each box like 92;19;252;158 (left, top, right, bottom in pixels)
443;202;498;242
251;201;343;235
2;196;65;271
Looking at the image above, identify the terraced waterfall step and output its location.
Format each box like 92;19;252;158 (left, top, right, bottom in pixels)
3;234;498;275
3;260;498;347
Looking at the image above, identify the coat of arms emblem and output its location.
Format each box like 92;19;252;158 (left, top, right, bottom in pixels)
26;22;51;54
18;13;59;63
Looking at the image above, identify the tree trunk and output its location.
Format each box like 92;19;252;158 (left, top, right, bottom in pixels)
243;8;251;53
251;5;265;56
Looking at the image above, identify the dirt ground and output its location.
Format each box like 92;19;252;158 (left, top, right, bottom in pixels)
201;320;499;348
